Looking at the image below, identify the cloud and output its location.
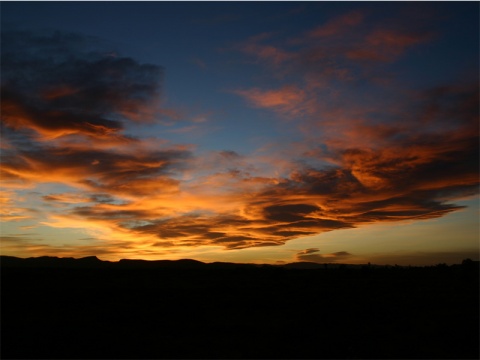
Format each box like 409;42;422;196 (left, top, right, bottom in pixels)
1;144;189;198
234;85;307;116
298;248;320;255
0;233;178;260
307;10;431;64
308;10;364;38
1;32;191;200
0;191;34;221
296;248;353;263
236;8;433;95
228;8;478;250
346;29;431;62
1;25;478;257
70;94;477;250
263;204;319;222
217;82;477;248
43;193;116;205
1;31;163;143
239;32;294;66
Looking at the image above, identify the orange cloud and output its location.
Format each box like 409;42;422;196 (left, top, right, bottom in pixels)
240;33;293;66
295;248;353;263
308;10;364;38
1;144;187;200
1;93;129;143
42;85;80;100
0;190;32;221
1;31;164;145
347;30;431;61
235;86;307;116
236;8;434;94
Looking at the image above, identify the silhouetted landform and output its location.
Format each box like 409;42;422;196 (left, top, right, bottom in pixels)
2;256;478;359
6;255;477;270
0;255;325;269
0;255;362;269
1;255;210;269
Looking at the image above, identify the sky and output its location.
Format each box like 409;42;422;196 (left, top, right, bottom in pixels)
1;1;478;265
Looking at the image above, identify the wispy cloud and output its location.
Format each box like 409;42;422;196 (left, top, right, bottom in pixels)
347;29;431;62
296;248;353;263
239;32;294;66
234;85;307;116
0;191;33;221
307;10;364;38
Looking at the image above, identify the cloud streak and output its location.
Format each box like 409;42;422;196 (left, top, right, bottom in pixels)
296;248;353;263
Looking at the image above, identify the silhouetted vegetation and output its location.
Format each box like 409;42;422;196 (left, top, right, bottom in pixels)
1;256;478;359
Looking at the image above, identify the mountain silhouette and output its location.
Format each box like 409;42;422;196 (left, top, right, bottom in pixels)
1;255;478;359
0;255;333;269
0;255;401;269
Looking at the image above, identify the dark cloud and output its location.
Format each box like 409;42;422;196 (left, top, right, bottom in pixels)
89;194;116;204
2;144;189;197
1;30;163;143
219;150;242;161
72;207;154;221
0;30;191;199
263;204;319;222
0;28;191;234
296;248;353;263
272;230;316;237
298;248;320;255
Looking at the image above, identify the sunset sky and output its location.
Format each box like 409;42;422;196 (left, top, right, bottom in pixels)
1;1;478;265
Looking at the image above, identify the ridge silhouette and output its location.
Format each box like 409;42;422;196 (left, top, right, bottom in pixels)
0;255;349;269
7;255;468;269
1;255;478;359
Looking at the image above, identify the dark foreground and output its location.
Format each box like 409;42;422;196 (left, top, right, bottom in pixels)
2;258;478;359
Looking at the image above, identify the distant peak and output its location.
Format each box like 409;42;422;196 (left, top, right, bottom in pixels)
78;256;101;261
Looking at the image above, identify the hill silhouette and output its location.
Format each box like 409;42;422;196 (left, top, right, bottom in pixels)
0;255;412;269
0;255;363;269
1;255;478;359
